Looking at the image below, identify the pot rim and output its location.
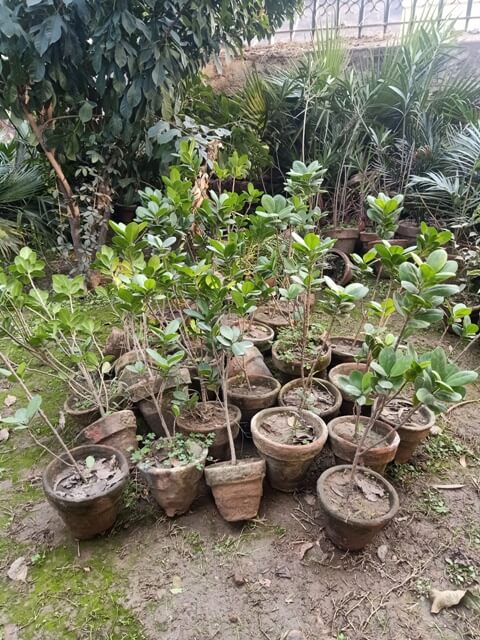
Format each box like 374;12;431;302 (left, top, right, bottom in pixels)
63;394;101;416
328;415;400;452
317;464;400;527
328;362;368;388
278;377;342;414
138;445;208;474
204;456;266;486
251;406;328;453
43;444;129;505
227;374;281;399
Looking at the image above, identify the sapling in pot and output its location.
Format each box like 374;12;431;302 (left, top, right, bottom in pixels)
0;355;129;540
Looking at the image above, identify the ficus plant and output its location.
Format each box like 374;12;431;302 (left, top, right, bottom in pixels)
0;247;120;414
338;344;478;481
366;193;404;239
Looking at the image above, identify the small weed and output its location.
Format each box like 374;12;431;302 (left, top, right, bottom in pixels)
214;534;249;556
423;430;468;473
388;462;423;483
413;577;432;597
418;489;449;516
466;524;480;548
183;530;205;556
445;554;478;587
244;517;286;538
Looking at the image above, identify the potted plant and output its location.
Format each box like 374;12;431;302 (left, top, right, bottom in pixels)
0;248;129;430
359;193;405;252
203;325;266;521
0;355;129;539
271;232;335;377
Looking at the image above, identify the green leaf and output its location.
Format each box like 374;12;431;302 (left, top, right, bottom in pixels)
445;371;478;387
85;456;95;469
79;101;93;123
426;249;448;273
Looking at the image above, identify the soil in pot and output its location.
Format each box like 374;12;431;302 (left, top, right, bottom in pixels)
324;249;353;286
317;464;399;550
330;336;364;367
379;399;435;463
328;416;400;474
254;301;292;333
204;457;266;522
272;338;331;378
227;374;281;424
251;407;328;492
176;401;241;461
76;410;137;461
64;394;101;428
43;444;129;539
278;378;342;420
138;439;208;517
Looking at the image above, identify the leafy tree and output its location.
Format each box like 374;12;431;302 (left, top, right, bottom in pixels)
0;0;299;263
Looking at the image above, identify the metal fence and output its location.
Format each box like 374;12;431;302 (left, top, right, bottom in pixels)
263;0;480;43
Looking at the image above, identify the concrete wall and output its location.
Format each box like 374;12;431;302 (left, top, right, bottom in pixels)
204;35;480;95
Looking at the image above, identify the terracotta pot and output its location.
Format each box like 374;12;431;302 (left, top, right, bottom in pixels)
176;401;241;461
226;375;281;423
104;327;128;360
330;337;364;367
272;340;332;379
204;457;266;522
278;378;342;420
359;231;380;253
324;249;353;286
221;316;275;353
241;321;275;353
76;410;137;460
137;397;175;437
325;227;359;255
397;221;420;240
379;399;435;463
328;362;369;414
43;444;129;540
328;415;400;474
139;441;208;517
251;407;328;492
253;302;291;334
317;464;400;551
63;394;101;428
227;346;273;379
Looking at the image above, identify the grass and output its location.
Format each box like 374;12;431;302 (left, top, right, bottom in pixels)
418;489;450;517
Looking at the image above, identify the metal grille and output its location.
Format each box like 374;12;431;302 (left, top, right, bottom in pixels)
265;0;480;43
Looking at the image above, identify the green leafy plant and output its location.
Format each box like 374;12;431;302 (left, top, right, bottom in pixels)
366;193;404;240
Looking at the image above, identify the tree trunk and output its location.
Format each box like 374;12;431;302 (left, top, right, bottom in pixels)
21;103;82;259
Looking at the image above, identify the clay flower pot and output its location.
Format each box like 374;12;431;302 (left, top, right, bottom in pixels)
330;337;364;368
176;401;241;461
251;407;328;492
226;374;281;423
328;416;400;474
379;399;435;463
137;396;176;437
317;464;400;551
359;231;380;253
396;221;421;241
325;227;359;255
204;457;266;522
272;340;332;379
324;249;353;286
278;378;342;420
43;444;129;540
253;302;291;334
63;394;101;428
76;410;138;461
139;441;208;517
328;362;369;414
221;316;275;353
